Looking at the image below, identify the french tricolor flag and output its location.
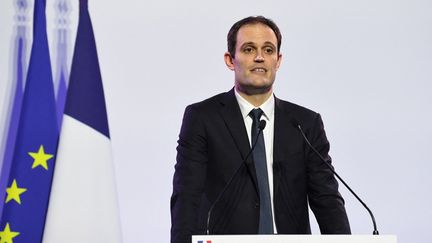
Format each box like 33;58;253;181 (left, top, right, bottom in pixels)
42;0;122;242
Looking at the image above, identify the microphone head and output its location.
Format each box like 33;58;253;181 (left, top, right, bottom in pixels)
259;120;266;130
290;118;300;130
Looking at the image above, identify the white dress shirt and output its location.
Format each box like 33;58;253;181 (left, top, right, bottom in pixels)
234;89;277;233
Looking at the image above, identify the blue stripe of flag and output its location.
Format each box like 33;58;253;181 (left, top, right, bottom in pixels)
64;0;109;138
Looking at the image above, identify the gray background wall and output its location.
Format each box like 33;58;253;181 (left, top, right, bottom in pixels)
1;0;431;242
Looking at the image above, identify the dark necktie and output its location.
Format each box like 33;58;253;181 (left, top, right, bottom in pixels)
249;108;274;234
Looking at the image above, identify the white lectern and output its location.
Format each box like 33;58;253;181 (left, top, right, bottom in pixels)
192;235;397;243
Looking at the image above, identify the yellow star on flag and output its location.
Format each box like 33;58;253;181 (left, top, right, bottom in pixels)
28;145;54;170
5;179;27;204
0;223;20;243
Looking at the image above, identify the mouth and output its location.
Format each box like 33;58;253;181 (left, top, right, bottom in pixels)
250;67;267;73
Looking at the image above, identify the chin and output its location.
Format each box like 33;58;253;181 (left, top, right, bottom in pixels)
240;84;273;95
252;80;274;89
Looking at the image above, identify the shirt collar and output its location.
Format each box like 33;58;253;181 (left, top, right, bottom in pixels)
234;88;275;121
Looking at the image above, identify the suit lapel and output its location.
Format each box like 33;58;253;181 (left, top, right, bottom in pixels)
219;89;259;194
273;96;298;195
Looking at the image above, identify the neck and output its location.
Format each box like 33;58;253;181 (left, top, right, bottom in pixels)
235;86;273;107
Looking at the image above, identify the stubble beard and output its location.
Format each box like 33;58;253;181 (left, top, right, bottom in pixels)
235;79;274;96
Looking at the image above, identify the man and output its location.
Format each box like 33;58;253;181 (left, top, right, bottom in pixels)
171;16;350;243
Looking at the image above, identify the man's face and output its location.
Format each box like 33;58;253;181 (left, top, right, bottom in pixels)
225;23;282;95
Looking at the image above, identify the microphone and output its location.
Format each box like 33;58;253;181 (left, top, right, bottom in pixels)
258;120;266;130
291;119;379;235
206;120;267;234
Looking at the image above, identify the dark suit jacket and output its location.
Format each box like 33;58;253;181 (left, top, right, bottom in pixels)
171;89;350;243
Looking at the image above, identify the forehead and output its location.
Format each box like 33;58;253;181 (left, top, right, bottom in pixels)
236;23;278;47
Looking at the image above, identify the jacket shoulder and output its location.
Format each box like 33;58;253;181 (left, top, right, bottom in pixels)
276;98;319;118
184;90;234;117
189;92;226;108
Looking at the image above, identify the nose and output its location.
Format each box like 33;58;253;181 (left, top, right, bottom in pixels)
254;51;264;62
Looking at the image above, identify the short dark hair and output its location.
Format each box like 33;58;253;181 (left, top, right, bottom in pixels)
227;16;282;58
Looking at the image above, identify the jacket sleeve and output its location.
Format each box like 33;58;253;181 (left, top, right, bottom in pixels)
305;113;351;234
171;105;208;243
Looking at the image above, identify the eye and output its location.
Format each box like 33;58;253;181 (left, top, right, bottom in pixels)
264;47;274;54
243;46;254;53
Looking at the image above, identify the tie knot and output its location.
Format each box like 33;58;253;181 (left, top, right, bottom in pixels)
249;108;263;123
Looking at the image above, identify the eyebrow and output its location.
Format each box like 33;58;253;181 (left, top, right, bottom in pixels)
239;41;276;48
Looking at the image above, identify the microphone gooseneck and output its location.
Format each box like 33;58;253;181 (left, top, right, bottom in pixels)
293;120;379;235
206;120;266;235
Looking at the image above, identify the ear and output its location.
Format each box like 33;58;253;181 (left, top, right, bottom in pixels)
275;53;283;71
224;52;235;71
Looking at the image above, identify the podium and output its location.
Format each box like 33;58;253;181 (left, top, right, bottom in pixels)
192;235;397;243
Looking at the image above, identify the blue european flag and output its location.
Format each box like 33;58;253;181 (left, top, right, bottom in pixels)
0;0;59;242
